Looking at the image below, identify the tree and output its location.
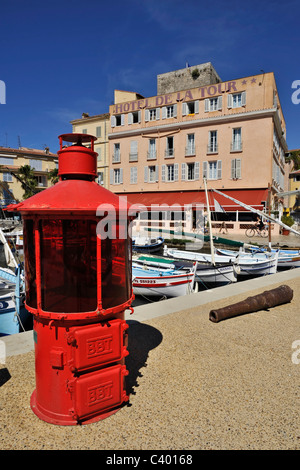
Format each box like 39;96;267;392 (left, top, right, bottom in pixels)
48;168;59;185
18;165;38;199
285;150;300;171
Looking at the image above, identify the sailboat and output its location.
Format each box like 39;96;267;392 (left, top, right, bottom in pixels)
133;252;238;287
163;179;279;278
158;178;238;287
210;187;300;270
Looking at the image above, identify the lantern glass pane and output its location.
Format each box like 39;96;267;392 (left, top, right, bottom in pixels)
40;219;97;313
23;219;37;309
101;222;131;309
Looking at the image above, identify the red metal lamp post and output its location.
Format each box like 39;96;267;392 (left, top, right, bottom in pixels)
10;133;134;425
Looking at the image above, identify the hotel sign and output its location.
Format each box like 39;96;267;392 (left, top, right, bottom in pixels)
111;78;253;115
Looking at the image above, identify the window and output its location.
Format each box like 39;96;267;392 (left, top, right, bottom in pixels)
231;128;242;151
162;104;177;119
162;163;179;182
208;131;218;153
167;164;174;181
113;143;121;163
165;136;174;158
205;96;222;112
149;109;156;120
130;166;137;184
129;140;138;161
110;168;123;185
82;129;87;134
231;159;242;179
29;159;42;171
3;172;12;182
187;163;195;181
185;134;195;156
182;100;199;116
203;160;222;180
97;172;104;185
149;165;157;183
147;139;156;160
96;126;101;138
128;111;141;125
227;91;246;109
144;165;158;183
36;175;47;187
0;157;14;165
111;114;124;127
181;162;200;181
145;108;160;121
96;147;102;161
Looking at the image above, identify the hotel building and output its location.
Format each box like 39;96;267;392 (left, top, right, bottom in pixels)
108;65;288;234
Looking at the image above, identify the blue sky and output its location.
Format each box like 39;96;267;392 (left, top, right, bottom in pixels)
0;0;299;153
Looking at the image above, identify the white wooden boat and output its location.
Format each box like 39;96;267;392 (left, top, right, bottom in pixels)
132;262;197;297
164;246;278;277
134;253;237;287
218;247;300;270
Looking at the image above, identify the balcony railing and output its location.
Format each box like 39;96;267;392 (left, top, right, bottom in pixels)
112;153;121;163
230;142;243;152
129;152;138;162
165;148;175;158
207;143;218;154
185;146;195;156
147;150;157;160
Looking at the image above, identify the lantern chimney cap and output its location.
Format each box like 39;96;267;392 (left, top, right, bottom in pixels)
57;133;97;180
58;133;96;151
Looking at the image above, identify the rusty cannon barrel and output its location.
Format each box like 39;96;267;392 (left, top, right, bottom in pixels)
209;285;293;323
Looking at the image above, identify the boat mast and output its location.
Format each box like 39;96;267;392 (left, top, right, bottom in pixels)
268;183;272;250
203;178;215;265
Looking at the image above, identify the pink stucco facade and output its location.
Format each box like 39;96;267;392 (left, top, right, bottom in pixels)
108;72;287;234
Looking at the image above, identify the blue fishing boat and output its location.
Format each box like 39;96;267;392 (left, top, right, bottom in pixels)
0;265;31;336
0;228;31;336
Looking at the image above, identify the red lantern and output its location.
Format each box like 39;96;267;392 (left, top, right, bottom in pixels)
10;134;134;425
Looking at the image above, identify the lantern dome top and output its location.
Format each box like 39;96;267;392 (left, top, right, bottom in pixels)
7;179;132;215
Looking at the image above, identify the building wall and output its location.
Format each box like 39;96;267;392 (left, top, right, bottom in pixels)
0;148;57;203
71;114;110;188
108;72;287;203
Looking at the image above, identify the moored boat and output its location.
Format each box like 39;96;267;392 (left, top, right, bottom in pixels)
132;236;164;254
164;245;278;277
134;253;238;287
132;262;197;298
218;247;300;270
0;265;31;336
